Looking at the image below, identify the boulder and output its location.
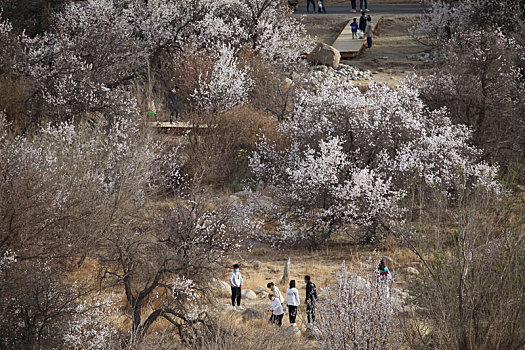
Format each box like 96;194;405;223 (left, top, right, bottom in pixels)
242;308;264;321
350;275;371;290
382;256;394;268
234;190;252;199
307;43;341;69
255;286;265;294
211;279;231;295
405;267;419;276
283;324;302;337
304;324;322;340
241;289;257;299
280;77;294;92
260;291;269;299
229;195;240;202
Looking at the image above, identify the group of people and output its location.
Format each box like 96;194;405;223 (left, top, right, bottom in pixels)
230;264;318;327
229;259;393;327
350;12;374;49
267;277;317;327
306;0;326;14
146;87;180;124
305;0;370;14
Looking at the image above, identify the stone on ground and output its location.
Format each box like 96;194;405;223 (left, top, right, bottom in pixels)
304;324;322;340
405;267;419;276
307;42;341;69
211;278;230;294
350;275;371;290
283;324;302;337
241;289;257;299
255;286;265;294
242;308;264;321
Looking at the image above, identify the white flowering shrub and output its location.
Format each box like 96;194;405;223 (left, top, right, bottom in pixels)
412;0;525;167
0;250;16;272
63;295;119;350
0;112;157;261
317;260;397;349
97;190;252;343
2;0;310;124
250;79;499;245
0;260;95;349
192;45;253;112
210;0;313;66
411;0;523;43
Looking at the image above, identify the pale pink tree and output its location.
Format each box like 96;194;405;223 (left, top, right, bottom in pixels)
250;79;499;245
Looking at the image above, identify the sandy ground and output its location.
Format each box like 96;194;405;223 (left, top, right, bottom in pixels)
349;16;435;86
298;11;436;87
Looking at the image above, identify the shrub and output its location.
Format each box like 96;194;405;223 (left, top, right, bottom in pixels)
317;260;398;349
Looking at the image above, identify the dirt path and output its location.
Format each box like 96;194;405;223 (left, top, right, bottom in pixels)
348;16;435;87
297;6;437;87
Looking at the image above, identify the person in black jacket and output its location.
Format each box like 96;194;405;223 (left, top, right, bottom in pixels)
359;12;367;35
304;275;317;324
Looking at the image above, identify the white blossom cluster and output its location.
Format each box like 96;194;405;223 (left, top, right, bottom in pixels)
63;295;119;350
0;0;311;121
317;260;397;349
250;78;500;243
192;45;253;112
0;250;16;271
0;112;158;256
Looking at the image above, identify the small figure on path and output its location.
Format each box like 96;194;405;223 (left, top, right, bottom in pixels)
169;86;180;124
365;16;373;50
350;18;359;39
286;280;300;326
376;258;394;297
147;97;157;122
359;12;367;36
305;275;318;325
268;294;284;326
318;0;327;13
350;0;357;13
307;0;316;13
360;0;369;12
267;282;285;304
229;264;244;310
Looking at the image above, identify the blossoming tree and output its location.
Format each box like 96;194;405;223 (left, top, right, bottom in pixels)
250;79;499;245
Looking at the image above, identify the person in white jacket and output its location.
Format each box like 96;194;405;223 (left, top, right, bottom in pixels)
229;264;244;310
267;282;284;304
268;294;284;326
286;280;300;325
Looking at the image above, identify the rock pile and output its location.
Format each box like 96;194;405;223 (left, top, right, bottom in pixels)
307;42;341;68
407;50;443;63
298;63;373;87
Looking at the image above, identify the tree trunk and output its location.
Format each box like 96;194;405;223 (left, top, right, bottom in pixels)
281;258;290;286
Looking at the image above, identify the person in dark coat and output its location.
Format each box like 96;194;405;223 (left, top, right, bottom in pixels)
307;0;316;13
305;275;317;324
359;12;367;33
170;86;180;124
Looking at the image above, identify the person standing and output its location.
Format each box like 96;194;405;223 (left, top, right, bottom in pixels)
359;0;369;12
268;294;284;326
286;280;300;326
350;0;357;12
169;87;180;124
359;12;367;37
350;18;359;39
376;258;394;297
365;16;373;50
267;282;285;304
318;0;327;13
305;275;318;325
229;264;244;310
307;0;316;13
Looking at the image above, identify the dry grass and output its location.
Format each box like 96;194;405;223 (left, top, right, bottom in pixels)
223;243;418;295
